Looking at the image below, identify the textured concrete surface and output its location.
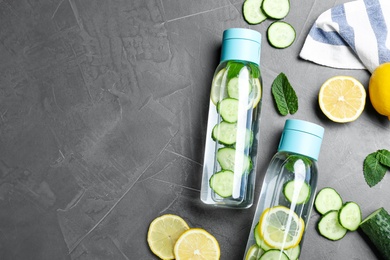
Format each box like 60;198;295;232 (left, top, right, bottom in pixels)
0;0;389;259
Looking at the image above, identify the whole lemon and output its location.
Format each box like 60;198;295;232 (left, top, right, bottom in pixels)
369;63;390;120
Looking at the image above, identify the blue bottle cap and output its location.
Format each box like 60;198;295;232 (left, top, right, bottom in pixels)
278;119;325;161
220;28;261;66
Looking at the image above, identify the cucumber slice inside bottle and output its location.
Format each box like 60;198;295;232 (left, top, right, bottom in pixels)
267;21;296;49
262;0;290;19
243;0;267;25
212;122;237;146
259;249;289;260
338;201;362;231
216;147;252;174
209;170;234;197
217;98;239;123
227;77;252;100
284;245;300;260
283;180;311;204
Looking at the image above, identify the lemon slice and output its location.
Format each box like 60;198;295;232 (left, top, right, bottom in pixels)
147;214;190;259
174;228;220;260
258;206;305;250
252;78;262;108
318;76;366;123
210;68;228;105
245;244;264;260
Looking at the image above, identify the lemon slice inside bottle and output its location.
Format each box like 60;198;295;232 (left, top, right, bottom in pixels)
210;68;228;105
258;205;305;250
251;78;262;108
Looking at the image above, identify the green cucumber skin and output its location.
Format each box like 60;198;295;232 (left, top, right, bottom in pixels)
314;187;343;215
259;249;289;260
338;201;361;231
209;170;234;198
283;180;311;204
359;207;390;259
318;210;347;241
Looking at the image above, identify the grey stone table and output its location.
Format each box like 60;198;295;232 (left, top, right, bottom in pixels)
0;0;389;259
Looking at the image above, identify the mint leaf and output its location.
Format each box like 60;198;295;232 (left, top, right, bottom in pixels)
285;155;312;172
271;73;298;116
249;63;260;79
376;149;390;167
226;61;244;80
363;152;388;187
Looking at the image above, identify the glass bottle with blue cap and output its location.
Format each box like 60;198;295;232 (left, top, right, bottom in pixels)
200;28;263;208
244;119;324;259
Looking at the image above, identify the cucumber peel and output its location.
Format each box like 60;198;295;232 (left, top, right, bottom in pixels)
359;207;390;259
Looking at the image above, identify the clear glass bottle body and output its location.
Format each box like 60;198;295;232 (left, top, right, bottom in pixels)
200;60;262;208
244;151;318;259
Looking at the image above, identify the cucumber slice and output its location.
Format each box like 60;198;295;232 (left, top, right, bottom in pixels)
318;210;347;241
216;147;252;174
283;180;311;204
227;77;252;100
243;128;254;149
217;98;239;123
338;202;362;231
212;121;237;146
283;245;300;260
359;207;390;259
209;170;234;197
254;223;271;251
262;0;290;19
231;128;254;149
314;187;343;215
243;0;267;25
267;21;296;49
259;249;289;260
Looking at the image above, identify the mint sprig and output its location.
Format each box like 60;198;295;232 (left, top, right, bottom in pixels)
363;149;390;187
226;61;244;80
271;73;298;116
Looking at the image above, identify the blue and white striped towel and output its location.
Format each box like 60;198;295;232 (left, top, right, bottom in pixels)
299;0;390;73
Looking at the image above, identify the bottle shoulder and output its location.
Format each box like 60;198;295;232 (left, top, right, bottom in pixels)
215;60;261;80
271;151;319;171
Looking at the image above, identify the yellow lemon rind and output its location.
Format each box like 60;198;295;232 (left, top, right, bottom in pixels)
318;76;366;123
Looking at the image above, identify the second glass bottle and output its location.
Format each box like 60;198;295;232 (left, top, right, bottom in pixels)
200;28;263;208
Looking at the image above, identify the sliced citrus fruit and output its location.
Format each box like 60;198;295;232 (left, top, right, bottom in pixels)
318;75;366;123
147;214;190;259
252;78;262;108
258;205;305;250
245;244;264;260
369;62;390;119
210;68;228;105
173;228;220;260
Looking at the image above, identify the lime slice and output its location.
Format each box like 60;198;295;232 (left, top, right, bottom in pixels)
210;68;228;105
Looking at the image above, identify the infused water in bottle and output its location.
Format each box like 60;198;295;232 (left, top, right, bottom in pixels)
244;119;324;259
200;28;262;208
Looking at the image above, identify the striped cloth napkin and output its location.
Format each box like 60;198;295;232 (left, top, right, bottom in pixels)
299;0;390;73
